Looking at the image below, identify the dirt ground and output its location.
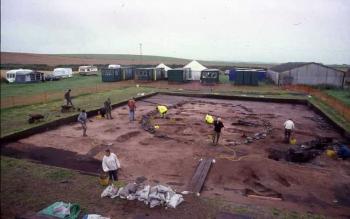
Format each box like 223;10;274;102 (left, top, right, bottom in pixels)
2;94;350;218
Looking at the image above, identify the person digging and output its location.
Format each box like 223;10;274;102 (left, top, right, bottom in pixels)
102;149;121;183
283;118;295;143
213;118;224;145
77;109;88;137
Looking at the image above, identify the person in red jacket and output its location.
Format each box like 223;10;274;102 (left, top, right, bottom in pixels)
128;98;136;121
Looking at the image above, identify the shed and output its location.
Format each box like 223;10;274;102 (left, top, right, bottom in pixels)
15;70;44;83
156;63;172;78
200;69;220;84
135;68;165;81
267;62;345;87
183;60;207;80
167;68;191;83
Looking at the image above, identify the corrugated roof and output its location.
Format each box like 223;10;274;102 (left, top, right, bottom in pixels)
269;62;311;73
269;62;345;74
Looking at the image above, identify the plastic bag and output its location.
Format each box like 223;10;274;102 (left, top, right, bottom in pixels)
167;194;184;208
101;185;118;198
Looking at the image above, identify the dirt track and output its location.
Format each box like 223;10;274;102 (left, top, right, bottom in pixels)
2;94;350;218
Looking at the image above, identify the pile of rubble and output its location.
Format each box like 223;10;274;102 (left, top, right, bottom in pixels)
101;182;184;209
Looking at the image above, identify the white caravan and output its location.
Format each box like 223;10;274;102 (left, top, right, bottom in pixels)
53;68;73;78
5;69;32;83
78;66;98;76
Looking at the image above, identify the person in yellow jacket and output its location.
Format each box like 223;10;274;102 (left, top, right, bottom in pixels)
157;105;168;118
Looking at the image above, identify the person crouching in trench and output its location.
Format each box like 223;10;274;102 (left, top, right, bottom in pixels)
102;149;121;183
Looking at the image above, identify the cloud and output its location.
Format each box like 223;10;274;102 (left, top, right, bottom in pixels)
1;0;350;64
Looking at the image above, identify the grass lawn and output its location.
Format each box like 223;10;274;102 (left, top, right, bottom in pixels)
1;74;101;98
0;156;328;219
325;89;350;106
0;86;158;137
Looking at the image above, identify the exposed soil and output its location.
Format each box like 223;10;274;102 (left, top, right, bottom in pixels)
2;94;350;218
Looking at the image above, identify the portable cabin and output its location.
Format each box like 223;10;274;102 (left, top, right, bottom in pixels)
167;68;191;83
101;68;122;82
121;67;134;80
5;69;32;83
15;70;44;83
79;66;98;76
52;68;73;78
183;60;207;80
101;67;134;82
200;69;220;84
135;68;165;81
229;68;259;86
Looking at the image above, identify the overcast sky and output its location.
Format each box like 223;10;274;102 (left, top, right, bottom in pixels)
1;0;349;64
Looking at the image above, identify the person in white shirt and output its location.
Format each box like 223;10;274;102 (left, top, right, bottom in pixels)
283;119;295;142
102;149;121;182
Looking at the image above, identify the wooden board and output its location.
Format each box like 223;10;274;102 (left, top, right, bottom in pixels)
188;158;213;193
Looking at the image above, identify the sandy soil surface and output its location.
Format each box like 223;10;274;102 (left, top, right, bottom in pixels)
3;94;350;218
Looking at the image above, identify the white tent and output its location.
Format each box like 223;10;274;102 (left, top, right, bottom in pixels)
183;60;207;80
156;63;172;78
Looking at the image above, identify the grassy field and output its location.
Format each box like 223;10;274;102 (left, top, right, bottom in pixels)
0;156;329;219
325;89;350;106
1;74;101;98
0;86;158;137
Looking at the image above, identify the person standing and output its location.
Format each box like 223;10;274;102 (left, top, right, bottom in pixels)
128;98;136;121
102;149;121;182
104;98;113;119
283;118;295;143
77;109;88;136
213;118;224;145
64;89;74;106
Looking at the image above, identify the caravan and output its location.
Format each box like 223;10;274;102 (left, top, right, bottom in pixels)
52;68;73;78
79;66;98;76
6;69;32;83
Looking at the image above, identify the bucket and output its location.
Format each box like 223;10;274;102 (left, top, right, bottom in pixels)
99;172;109;186
326;149;337;159
290;138;297;145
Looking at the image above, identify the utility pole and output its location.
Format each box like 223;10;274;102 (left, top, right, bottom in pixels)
139;43;143;66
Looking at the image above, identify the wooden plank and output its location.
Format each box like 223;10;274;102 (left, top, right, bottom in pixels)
247;194;282;201
188;158;213;193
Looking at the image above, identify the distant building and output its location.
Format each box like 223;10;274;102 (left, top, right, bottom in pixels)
267;62;345;87
344;69;350;88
